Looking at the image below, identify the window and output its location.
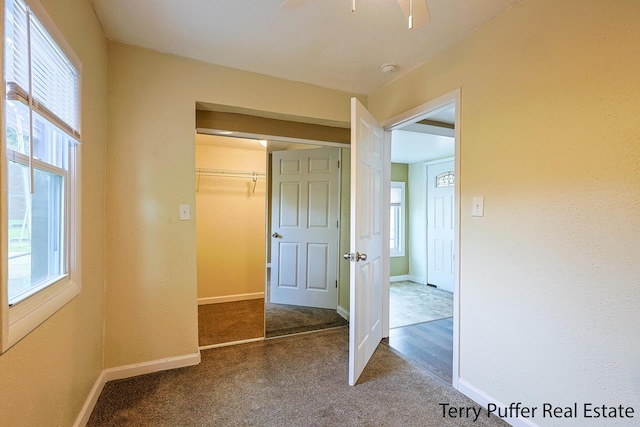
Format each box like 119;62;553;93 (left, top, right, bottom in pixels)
2;0;81;351
390;181;405;257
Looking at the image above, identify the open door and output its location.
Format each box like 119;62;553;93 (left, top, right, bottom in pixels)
270;147;340;309
347;98;385;386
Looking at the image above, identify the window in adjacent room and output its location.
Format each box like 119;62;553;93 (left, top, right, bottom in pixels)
2;0;81;351
390;181;405;257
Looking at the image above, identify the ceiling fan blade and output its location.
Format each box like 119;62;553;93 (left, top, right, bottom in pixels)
396;0;431;28
280;0;310;10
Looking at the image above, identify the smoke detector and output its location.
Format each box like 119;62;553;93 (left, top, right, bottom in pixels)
380;63;398;74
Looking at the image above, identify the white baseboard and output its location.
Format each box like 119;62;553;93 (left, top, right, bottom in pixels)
74;352;201;427
198;292;264;305
390;275;427;285
103;352;201;382
73;371;107;427
337;305;349;321
457;378;539;427
409;275;427;285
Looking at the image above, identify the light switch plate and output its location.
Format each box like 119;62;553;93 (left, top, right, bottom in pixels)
472;196;484;217
179;204;191;221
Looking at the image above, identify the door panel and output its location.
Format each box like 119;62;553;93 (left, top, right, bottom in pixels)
427;161;455;292
307;243;328;290
348;98;385;386
278;243;298;288
308;182;330;227
270;147;340;309
280;183;300;227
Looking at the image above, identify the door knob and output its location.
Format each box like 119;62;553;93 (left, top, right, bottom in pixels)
343;252;367;262
272;232;282;238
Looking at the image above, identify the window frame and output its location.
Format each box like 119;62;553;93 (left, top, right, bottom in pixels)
390;181;405;258
1;0;82;352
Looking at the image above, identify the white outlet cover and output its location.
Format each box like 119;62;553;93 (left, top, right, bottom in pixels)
472;196;484;217
179;204;191;221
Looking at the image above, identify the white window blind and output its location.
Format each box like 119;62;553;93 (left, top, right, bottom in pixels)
5;0;80;140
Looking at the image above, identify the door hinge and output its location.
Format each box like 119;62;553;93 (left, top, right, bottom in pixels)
336;280;338;288
337;220;339;229
338;160;340;169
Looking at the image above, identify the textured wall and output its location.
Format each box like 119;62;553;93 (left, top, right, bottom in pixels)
105;42;361;367
196;139;266;299
369;0;640;423
0;0;108;425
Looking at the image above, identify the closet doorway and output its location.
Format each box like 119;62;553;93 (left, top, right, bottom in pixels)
195;134;268;348
196;132;350;348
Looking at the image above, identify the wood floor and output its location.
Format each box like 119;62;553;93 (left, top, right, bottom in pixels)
384;317;453;384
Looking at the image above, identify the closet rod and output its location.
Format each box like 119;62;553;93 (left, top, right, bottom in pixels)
195;168;266;179
195;168;266;194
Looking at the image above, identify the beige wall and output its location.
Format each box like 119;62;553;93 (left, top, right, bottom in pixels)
0;0;107;425
196;137;266;299
105;42;361;367
390;163;409;277
370;0;640;419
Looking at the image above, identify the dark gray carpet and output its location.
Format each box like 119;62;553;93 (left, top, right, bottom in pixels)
88;329;508;427
265;302;348;338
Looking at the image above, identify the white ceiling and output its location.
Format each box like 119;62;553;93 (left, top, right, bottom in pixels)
90;0;520;94
391;129;454;164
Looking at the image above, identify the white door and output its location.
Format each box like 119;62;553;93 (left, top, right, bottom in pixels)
427;160;455;292
270;147;340;309
348;98;385;386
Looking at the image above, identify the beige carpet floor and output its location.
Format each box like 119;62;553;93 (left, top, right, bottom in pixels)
88;328;508;427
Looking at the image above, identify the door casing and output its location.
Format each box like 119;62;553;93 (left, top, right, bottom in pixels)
380;88;461;389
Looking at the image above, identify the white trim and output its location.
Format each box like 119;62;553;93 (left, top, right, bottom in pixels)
457;378;540;427
73;352;201;427
337;304;349;321
390;275;427;285
1;0;83;352
381;90;458;130
408;275;426;285
199;337;264;350
197;128;350;149
103;352;201;382
197;292;264;305
425;156;455;166
73;371;107;427
381;88;462;389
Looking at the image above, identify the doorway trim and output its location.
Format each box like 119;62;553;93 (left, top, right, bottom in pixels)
380;88;461;389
